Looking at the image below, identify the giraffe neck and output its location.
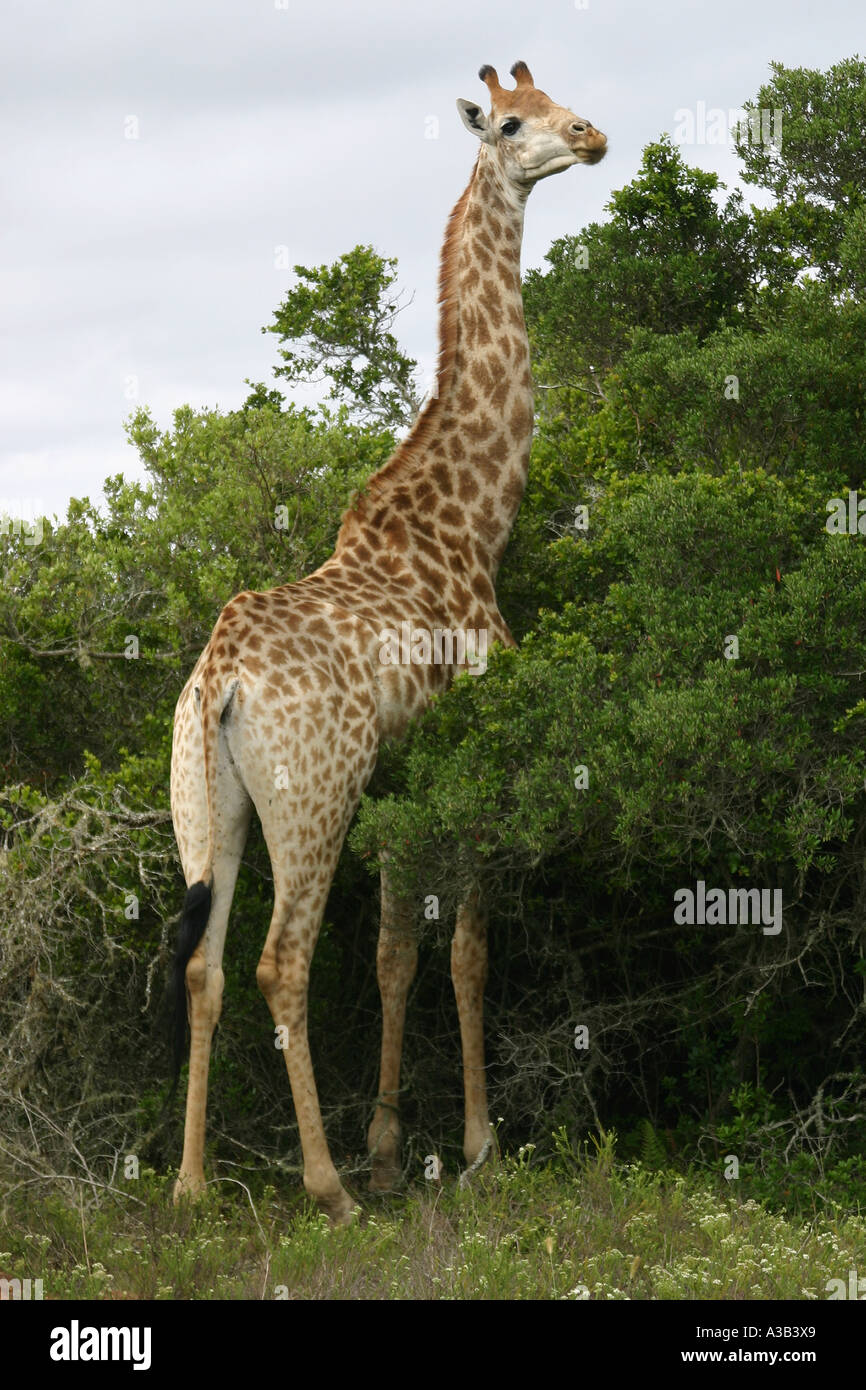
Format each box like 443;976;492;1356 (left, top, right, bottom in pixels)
437;148;533;576
338;148;534;584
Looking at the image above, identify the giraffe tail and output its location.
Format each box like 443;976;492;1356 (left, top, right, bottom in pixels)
169;673;239;1099
170;879;212;1098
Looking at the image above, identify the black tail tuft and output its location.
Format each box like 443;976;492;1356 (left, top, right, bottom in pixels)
170;880;212;1100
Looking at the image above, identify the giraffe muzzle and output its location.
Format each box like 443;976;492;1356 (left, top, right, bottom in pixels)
573;128;607;163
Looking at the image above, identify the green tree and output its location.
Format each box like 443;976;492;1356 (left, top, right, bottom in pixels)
736;56;866;213
524;137;756;386
735;57;866;278
263;244;421;428
0;402;391;785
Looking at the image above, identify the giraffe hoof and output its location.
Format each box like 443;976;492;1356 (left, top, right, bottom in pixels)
321;1190;358;1226
369;1161;403;1193
173;1174;207;1204
309;1179;358;1226
458;1137;494;1190
367;1123;403;1191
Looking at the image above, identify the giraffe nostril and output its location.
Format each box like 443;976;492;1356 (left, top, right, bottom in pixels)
572;122;587;134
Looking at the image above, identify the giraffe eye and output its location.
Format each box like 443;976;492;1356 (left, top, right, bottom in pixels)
500;118;521;136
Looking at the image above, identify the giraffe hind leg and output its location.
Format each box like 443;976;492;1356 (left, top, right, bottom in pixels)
234;681;378;1224
171;702;252;1201
255;859;357;1225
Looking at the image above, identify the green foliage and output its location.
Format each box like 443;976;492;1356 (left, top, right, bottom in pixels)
839;203;866;297
0;402;390;785
264;244;421;427
602;285;866;484
712;1081;866;1214
638;1121;669;1173
734;56;866;277
3;1136;865;1299
524;137;756;383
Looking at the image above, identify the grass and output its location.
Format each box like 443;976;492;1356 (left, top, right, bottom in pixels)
1;1130;865;1300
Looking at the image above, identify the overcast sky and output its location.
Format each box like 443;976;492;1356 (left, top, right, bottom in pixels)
1;0;861;523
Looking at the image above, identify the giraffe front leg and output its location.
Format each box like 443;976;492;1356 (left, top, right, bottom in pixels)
452;888;496;1177
368;869;418;1191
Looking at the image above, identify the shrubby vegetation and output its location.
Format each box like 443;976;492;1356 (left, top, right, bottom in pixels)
2;57;866;1241
2;1132;865;1299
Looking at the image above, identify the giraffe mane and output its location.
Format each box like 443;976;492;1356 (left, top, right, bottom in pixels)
336;156;479;537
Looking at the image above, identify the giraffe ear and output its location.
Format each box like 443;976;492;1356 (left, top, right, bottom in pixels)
457;98;493;143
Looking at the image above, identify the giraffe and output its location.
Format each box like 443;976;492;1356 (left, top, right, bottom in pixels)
169;61;606;1224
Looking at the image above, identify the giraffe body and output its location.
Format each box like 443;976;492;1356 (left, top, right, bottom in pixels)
170;62;606;1220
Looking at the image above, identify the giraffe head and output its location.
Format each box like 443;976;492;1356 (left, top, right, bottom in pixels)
457;61;606;189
